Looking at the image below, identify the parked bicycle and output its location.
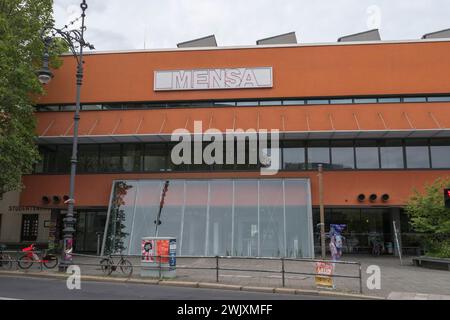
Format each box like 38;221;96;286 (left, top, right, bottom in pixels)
0;244;13;270
18;244;58;269
100;254;133;277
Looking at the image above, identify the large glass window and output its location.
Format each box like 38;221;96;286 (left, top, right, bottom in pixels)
285;180;313;258
380;140;404;169
104;181;137;254
307;141;330;169
35;145;58;173
122;144;142;172
234;180;258;256
78;144;99;173
405;140;430;169
260;180;285;257
182;181;208;255
100;144;121;172
144;144;167;172
103;179;314;258
207;180;233;256
330;141;355;169
355;141;379;169
430;139;450;168
282;142;306;170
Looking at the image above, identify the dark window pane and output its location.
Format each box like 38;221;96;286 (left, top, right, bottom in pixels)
283;100;305;105
282;145;306;170
378;98;401;103
60;105;76;111
122;103;143;109
100;144;121;172
380;140;404;169
307;141;330;169
122;144;142;172
78;145;99;173
427;96;450;102
102;104;123;110
355;141;379;169
330;99;353;104
56;145;72;173
331;141;354;169
214;101;236;106
37;105;59;111
144;144;167;172
405;140;430;168
404;97;426;103
430;139;450;168
36;145;57;173
82;104;102;111
354;98;377;104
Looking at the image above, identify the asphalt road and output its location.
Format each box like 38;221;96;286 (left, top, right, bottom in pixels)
0;275;344;300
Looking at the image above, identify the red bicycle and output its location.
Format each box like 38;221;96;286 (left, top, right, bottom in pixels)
18;244;58;269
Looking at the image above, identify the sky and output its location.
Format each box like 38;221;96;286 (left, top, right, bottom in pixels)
53;0;450;51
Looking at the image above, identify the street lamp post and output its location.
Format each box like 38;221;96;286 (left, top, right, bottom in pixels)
37;0;94;271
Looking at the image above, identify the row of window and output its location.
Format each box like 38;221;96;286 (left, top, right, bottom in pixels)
35;95;450;112
34;139;450;174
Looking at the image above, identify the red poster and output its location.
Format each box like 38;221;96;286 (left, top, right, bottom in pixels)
157;240;169;263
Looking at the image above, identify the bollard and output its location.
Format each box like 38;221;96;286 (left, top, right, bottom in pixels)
216;256;219;283
158;255;162;279
281;258;285;287
96;232;102;256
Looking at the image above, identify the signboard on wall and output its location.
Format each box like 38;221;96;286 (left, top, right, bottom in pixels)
154;67;273;91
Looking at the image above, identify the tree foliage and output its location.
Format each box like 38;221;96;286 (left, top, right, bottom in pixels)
0;0;62;195
406;177;450;257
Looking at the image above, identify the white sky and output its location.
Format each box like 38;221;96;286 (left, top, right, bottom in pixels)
53;0;450;51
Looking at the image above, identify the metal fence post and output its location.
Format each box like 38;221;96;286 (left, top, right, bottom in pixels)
216;256;219;283
159;255;162;279
359;263;363;294
281;258;285;288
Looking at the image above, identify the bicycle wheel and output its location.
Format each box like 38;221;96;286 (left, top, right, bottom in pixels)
0;254;13;270
18;255;33;269
119;259;133;277
100;258;113;275
43;255;58;269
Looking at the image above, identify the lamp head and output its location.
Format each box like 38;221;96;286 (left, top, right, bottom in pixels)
37;68;53;84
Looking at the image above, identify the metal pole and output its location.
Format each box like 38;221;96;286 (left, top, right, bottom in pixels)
393;220;403;266
59;0;88;272
359;263;363;294
318;164;326;259
216;256;219;283
281;257;285;288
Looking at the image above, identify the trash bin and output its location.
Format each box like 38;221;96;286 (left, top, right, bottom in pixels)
140;237;176;278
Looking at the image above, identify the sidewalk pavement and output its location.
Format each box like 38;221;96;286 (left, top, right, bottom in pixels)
2;254;449;299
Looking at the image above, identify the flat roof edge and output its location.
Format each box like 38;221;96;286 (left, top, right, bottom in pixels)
64;38;450;57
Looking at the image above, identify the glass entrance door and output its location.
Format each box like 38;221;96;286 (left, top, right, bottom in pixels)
75;210;107;252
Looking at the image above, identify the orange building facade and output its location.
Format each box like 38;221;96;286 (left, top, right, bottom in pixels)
18;39;450;256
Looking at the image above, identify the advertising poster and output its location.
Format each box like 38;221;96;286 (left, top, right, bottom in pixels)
142;239;155;262
315;262;334;289
156;239;169;263
169;239;176;269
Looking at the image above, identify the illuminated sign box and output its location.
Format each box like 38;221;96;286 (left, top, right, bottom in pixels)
154;67;273;91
